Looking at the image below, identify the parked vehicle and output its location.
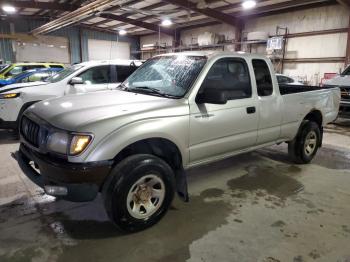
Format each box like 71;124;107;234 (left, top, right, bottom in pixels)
0;62;65;80
0;64;8;71
276;73;304;85
16;52;340;232
0;59;142;130
0;68;63;87
323;65;350;116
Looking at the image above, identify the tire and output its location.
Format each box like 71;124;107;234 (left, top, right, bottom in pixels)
102;154;176;232
288;121;321;164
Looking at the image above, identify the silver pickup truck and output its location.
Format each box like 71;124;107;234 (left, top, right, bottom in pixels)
16;52;340;232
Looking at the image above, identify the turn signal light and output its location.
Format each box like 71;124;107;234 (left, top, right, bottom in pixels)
70;135;92;155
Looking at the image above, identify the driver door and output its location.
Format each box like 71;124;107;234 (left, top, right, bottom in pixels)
189;58;258;164
72;65;111;93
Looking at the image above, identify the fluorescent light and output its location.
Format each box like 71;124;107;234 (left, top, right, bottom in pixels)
242;0;256;9
2;5;16;13
161;19;172;26
119;29;127;35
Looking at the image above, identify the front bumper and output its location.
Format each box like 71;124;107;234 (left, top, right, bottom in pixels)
0;118;17;129
17;143;113;202
339;100;350;117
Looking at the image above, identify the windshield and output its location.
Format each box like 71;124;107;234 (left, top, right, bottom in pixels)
0;64;10;74
123;55;207;98
46;64;82;83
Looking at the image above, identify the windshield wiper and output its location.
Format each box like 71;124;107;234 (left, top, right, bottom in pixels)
128;86;179;98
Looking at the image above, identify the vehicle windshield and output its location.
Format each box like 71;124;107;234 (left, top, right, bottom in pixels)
123;55;207;98
0;64;10;74
46;64;83;83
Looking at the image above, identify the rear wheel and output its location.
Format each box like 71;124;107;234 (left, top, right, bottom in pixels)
288;121;321;164
102;154;175;232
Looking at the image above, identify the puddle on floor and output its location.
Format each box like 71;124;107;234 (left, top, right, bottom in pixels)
258;146;350;170
227;166;304;199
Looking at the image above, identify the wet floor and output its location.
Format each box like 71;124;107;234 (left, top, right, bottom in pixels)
0;119;350;262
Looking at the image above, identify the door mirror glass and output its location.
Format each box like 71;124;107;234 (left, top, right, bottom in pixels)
69;77;84;85
196;89;227;104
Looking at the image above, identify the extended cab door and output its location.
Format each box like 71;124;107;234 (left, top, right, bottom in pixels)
71;65;111;93
189;58;258;164
252;59;283;144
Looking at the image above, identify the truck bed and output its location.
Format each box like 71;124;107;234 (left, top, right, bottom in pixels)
279;84;326;95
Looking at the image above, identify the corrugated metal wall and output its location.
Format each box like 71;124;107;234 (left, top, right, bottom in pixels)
0;18;140;64
0;20;15;62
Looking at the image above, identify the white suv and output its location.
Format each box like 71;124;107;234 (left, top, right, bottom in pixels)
0;59;142;130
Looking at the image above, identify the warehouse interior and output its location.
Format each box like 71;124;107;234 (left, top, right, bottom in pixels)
0;0;350;261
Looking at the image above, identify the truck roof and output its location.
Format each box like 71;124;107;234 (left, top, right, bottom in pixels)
77;59;144;67
155;51;269;60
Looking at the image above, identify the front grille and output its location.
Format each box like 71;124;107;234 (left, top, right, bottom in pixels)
21;116;40;147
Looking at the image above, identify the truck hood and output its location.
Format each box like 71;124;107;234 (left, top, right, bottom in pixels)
324;75;350;87
0;81;47;93
28;90;188;131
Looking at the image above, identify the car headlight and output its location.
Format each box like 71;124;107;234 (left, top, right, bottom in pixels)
70;135;92;156
47;132;70;154
0;93;20;99
47;132;93;156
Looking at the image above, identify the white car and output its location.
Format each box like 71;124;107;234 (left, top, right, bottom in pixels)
0;59;142;130
276;74;304;85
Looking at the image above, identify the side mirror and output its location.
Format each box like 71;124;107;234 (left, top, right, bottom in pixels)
196;89;227;105
69;77;84;85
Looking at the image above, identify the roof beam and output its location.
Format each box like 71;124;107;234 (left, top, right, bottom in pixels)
0;0;79;12
99;13;176;36
336;0;350;8
162;0;238;26
233;0;336;17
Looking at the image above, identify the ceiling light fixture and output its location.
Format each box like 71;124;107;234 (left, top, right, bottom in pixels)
119;29;127;35
2;5;16;13
161;19;172;27
242;0;256;9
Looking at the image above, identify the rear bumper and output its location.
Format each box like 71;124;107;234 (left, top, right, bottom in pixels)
17;144;113;202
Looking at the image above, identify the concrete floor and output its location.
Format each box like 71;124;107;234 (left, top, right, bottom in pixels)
0;119;350;262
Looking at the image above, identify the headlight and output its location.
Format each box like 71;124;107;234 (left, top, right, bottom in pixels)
0;93;20;99
70;135;92;156
47;132;92;156
47;132;70;154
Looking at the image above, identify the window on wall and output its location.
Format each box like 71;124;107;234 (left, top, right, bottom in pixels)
78;65;111;84
199;58;252;100
252;59;273;96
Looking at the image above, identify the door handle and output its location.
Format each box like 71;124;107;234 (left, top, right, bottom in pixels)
246;106;256;114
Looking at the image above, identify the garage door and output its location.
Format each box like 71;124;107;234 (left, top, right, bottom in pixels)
88;39;130;60
15;35;70;64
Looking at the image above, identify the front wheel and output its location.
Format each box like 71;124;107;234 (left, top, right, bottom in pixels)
102;154;175;232
288;121;321;164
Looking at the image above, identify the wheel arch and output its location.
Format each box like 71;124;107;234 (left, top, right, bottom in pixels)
303;109;323;129
112;137;183;171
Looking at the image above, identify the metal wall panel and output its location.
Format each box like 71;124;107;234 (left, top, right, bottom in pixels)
0;18;140;64
0;21;15;63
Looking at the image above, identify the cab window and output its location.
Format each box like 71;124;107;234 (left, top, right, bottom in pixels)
252;59;273;96
116;65;138;82
77;66;111;84
199;58;252;100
